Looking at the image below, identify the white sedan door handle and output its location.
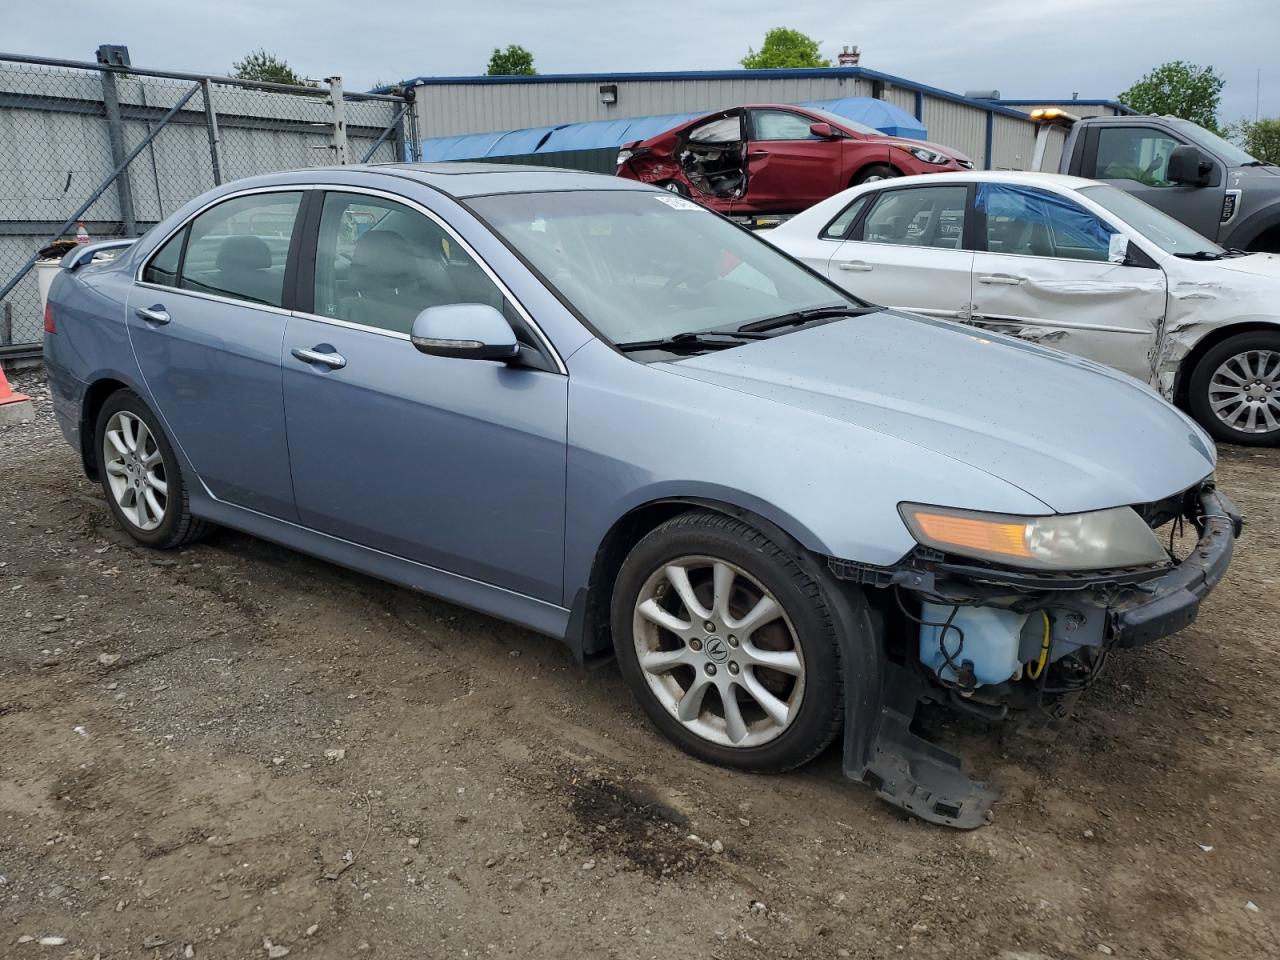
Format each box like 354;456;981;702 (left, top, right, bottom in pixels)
836;261;874;272
977;273;1025;285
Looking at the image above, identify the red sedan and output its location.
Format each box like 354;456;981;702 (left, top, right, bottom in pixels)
616;104;972;217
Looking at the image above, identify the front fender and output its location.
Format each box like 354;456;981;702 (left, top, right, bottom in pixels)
1223;200;1280;250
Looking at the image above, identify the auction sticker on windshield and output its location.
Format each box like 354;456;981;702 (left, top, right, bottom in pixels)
654;195;701;211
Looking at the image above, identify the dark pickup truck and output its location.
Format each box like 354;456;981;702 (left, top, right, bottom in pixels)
1056;114;1280;252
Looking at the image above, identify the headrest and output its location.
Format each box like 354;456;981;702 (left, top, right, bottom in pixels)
216;234;272;271
350;230;418;284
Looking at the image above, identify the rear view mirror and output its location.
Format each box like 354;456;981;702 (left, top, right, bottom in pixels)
1166;145;1212;187
809;122;838;140
410;304;520;361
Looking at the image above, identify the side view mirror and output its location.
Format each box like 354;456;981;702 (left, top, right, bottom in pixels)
1166;144;1212;187
809;121;838;140
410;303;520;362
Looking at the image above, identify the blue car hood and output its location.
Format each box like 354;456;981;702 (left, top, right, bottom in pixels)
658;311;1215;514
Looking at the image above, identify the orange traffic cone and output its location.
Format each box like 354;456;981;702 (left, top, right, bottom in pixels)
0;364;34;424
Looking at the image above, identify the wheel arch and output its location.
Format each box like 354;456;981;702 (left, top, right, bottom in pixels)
79;376;138;480
1172;319;1280;406
565;496;823;664
849;160;903;186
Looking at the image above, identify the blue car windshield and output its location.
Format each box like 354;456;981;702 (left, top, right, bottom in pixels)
469;190;861;344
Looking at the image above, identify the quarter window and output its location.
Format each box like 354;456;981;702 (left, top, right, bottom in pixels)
1094;127;1182;186
821;195;871;240
143;228;185;286
860;186;968;249
178;191;302;307
977;183;1116;261
312;192;506;336
752;110;821;141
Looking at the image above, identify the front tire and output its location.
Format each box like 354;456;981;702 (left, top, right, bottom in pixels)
611;511;843;773
1187;331;1280;446
96;390;210;548
852;163;900;185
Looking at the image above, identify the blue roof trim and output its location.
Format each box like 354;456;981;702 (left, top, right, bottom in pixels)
386;66;1036;120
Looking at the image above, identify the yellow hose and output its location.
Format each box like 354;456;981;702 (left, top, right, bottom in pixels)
1026;611;1051;680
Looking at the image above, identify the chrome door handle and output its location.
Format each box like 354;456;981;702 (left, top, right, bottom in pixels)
291;347;347;369
135;305;170;324
748;150;770;158
837;261;874;272
977;274;1024;285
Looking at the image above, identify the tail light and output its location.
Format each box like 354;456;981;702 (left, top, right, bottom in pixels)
43;302;56;334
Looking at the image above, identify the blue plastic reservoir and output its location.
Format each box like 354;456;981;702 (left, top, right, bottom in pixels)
919;602;1029;687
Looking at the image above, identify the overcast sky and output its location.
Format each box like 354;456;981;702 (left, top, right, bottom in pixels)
7;0;1276;123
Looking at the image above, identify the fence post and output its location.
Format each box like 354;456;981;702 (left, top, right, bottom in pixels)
327;77;350;165
1;302;11;346
201;79;224;185
99;66;138;237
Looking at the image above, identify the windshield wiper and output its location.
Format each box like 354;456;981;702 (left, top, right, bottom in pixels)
1173;250;1228;261
737;304;883;335
615;330;767;354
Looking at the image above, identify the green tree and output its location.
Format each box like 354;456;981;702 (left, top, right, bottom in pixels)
487;45;537;76
231;49;307;86
1118;61;1224;132
741;27;830;69
1227;117;1280;165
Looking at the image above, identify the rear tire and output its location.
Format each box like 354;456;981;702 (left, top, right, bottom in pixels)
610;511;843;773
95;389;211;548
853;164;899;185
1186;331;1280;446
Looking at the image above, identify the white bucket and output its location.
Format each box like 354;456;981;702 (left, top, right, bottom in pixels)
35;258;62;315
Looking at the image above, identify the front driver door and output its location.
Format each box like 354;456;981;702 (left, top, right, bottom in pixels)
281;189;567;602
826;183;974;320
1088;124;1225;241
970;182;1167;382
740;109;843;213
128;188;304;519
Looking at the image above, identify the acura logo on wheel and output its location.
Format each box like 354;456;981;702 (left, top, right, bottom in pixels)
704;637;729;663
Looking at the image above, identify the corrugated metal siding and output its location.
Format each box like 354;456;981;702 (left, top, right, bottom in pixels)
921;97;988;167
989;114;1038;170
417;76;882;138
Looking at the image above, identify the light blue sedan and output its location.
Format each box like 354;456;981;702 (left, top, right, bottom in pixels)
44;163;1239;828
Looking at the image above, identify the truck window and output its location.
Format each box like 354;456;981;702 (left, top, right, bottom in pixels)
1094;128;1180;186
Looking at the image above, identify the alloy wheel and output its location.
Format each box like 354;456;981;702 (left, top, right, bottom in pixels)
103;410;168;531
1208;349;1280;435
631;555;805;748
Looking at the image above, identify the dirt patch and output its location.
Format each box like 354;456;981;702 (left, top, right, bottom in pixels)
2;368;1278;959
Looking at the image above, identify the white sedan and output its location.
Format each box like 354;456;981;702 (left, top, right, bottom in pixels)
766;171;1280;446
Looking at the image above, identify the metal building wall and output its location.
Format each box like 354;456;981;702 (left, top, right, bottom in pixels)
408;69;1059;173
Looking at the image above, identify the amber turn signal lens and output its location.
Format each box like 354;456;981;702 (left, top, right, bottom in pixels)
910;512;1032;559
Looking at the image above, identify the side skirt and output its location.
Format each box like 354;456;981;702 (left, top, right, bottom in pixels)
191;491;572;641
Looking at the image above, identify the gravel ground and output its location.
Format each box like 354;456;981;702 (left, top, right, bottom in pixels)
1;366;1278;960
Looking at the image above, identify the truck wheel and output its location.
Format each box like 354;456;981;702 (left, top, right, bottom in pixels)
1187;331;1280;446
95;389;211;548
611;511;843;772
853;164;899;185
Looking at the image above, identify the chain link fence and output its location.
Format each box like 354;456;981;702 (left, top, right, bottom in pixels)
0;48;418;355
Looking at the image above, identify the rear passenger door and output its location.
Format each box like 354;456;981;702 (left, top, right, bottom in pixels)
128;188;304;520
282;189;568;603
827;183;974;320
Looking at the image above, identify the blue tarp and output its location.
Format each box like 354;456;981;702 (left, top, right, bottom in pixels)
415;97;928;162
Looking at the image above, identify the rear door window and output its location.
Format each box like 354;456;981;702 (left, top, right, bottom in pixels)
178;191;303;307
687;115;742;144
143;229;185;286
821;195;872;240
859;186;968;249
